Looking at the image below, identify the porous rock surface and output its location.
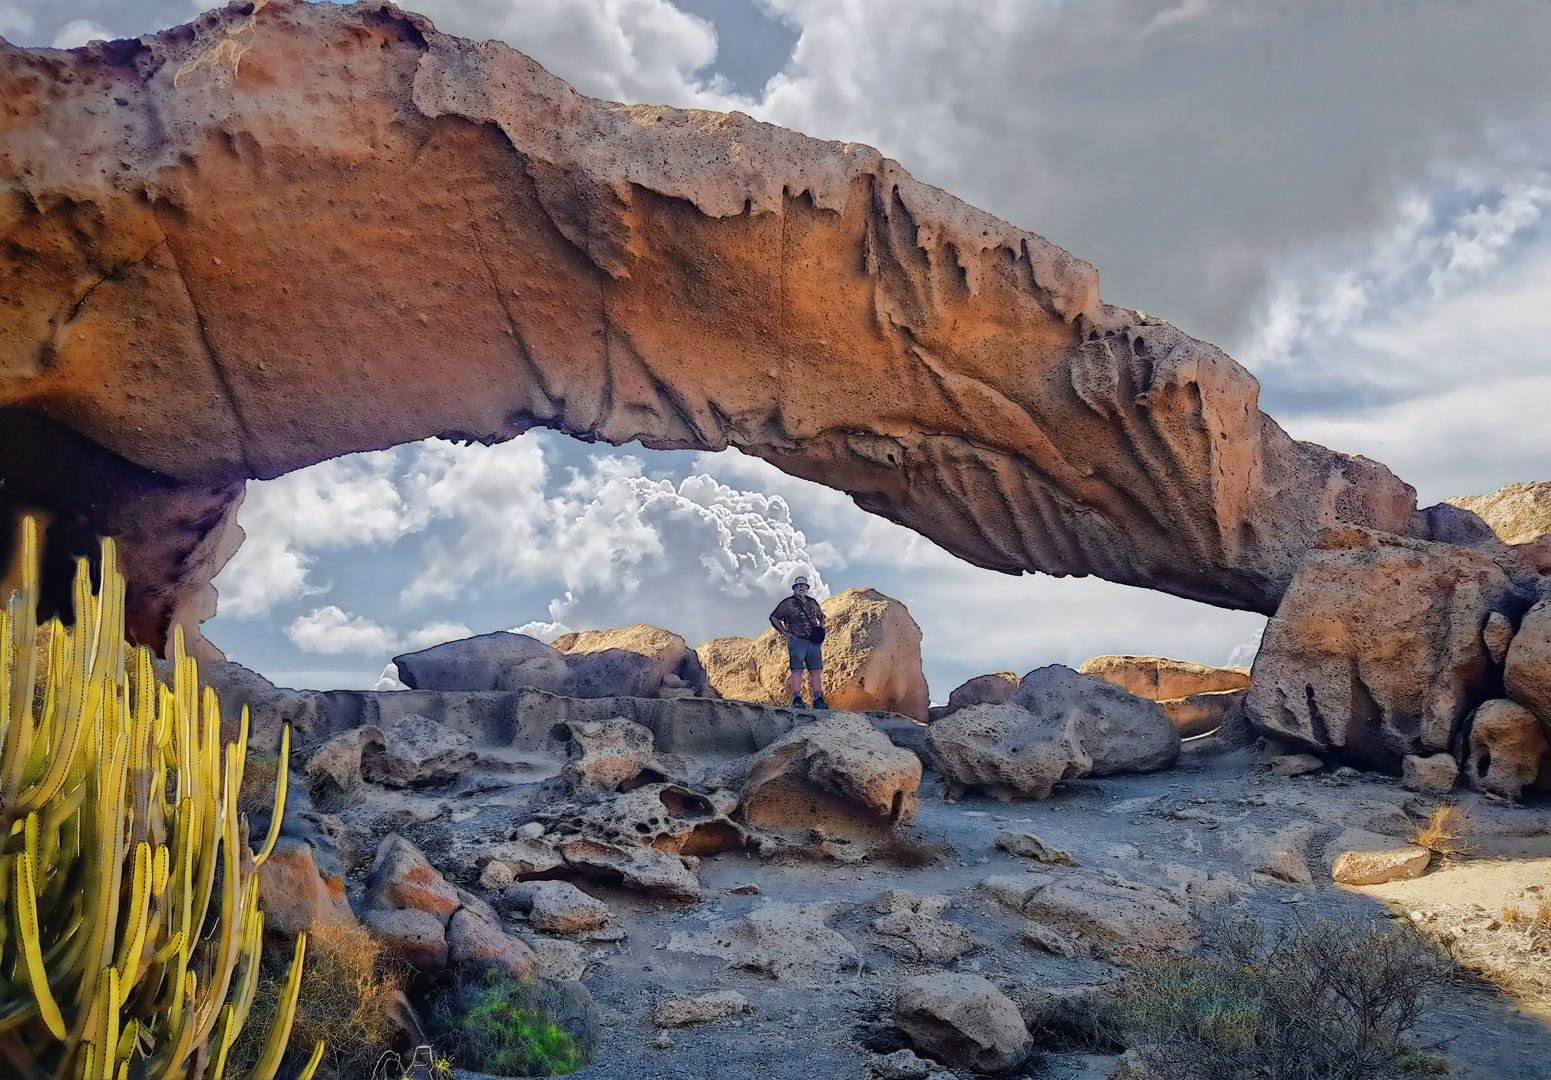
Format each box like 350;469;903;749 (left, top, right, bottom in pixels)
739;711;923;830
1246;528;1518;769
1464;699;1549;800
552;623;715;698
698;588;929;721
1506;596;1551;729
1;0;1430;658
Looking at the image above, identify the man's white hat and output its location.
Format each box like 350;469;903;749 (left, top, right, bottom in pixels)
793;576;810;587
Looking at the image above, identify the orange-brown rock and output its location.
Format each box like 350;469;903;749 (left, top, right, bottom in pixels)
697;588;927;720
1443;482;1551;575
1078;655;1250;700
1158;688;1246;738
1246;528;1518;768
1506;596;1551;729
0;0;1426;656
1464;698;1550;800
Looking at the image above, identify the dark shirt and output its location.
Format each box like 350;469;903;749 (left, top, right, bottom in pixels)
770;595;824;638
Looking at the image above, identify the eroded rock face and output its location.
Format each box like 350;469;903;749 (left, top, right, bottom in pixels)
1444;482;1551;575
0;0;1427;656
698;588;929;720
1246;529;1519;768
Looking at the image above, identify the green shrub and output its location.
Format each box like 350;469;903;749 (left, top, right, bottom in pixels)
427;972;597;1077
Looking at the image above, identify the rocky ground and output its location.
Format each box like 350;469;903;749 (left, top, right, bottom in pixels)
298;719;1551;1080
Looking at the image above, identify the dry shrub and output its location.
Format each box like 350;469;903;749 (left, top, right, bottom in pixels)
869;834;950;869
227;921;407;1080
238;751;281;818
1409;802;1474;861
1528;899;1551;955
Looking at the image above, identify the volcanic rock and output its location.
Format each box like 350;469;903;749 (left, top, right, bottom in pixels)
1246;529;1518;768
1444;481;1551;573
893;972;1031;1074
445;906;540;980
255;836;357;934
740;712;923;831
559;717;691;794
1506;596;1551;729
928;666;1179;799
1157;688;1246;738
1331;846;1431;885
667;902;861;982
652;991;752;1029
994;831;1075;865
1464;699;1550;800
869;893;976;963
939;673;1020;718
553;624;715;697
504;880;612;934
1078;655;1250;700
1402;753;1459;796
698;589;929;720
365;834;463;918
394;633;573;693
359;714;478;788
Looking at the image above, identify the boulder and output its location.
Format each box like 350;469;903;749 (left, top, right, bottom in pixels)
1269;753;1324;777
1157;688;1245;738
941;673;1020;717
1444;481;1551;572
1078;655;1250;700
1485;611;1515;666
928;666;1179;799
540;782;747;858
445;907;540;980
994;831;1075;865
1246;529;1519;768
651;991;751;1028
893;972;1031;1074
364;834;462;918
666;902;860;981
560;718;689;794
1331;846;1431;885
697;589;929;720
1401;753;1459;796
302;726;379;803
553;836;704;901
362;908;449;977
394;632;573;693
552;624;715;698
1506;596;1551;728
740;713;923;830
868;1049;934;1080
528;938;589;981
359;714;478;788
255;836;357;934
1464;699;1550;800
982;872;1194;953
504;880;612;935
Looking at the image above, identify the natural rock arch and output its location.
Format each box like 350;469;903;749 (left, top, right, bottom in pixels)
1;0;1426;657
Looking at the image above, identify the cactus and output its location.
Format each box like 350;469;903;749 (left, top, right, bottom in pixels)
0;517;320;1079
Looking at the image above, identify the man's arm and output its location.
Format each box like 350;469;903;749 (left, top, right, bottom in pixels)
770;601;792;638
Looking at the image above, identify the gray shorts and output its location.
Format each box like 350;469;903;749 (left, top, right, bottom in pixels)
787;636;823;671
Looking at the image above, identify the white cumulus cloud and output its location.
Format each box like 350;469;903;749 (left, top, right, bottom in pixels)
50;17;107;47
285;606;400;656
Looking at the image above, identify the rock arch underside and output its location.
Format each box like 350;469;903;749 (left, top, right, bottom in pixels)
3;2;1548;771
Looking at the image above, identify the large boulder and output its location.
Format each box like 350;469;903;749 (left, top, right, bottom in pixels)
552;624;715;697
1246;529;1520;768
1464;698;1550;800
359;714;478;788
740;712;923;830
1078;655;1250;700
893;973;1031;1074
394;632;573;694
928;666;1180;799
1506;595;1551;729
1444;481;1551;574
255;836;357;935
698;589;929;720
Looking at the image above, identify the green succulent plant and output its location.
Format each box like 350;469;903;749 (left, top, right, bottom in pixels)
0;516;318;1079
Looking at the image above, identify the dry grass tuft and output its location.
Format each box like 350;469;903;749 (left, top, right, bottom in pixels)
869;834;950;869
238;751;281;819
1408;801;1474;861
227;921;407;1079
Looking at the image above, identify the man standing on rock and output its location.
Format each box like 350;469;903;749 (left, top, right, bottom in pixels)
770;576;829;710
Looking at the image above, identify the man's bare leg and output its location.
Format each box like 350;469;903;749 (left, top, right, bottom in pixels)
788;668;805;703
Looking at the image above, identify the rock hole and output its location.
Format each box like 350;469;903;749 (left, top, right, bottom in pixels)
1478;750;1492;776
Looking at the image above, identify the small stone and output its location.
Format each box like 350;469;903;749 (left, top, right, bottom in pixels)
1020;922;1077;957
504;880;611;934
652;990;752;1028
730;882;761;896
869;1048;932;1080
1332;846;1432;885
995;831;1075;865
1333;766;1360;779
652;1032;674;1050
514;822;546;840
478;861;517;891
1270;753;1324;777
1402;753;1458;796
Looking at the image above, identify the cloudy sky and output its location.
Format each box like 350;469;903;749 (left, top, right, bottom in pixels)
8;0;1551;696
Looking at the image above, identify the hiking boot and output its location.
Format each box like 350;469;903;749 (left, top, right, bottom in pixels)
811;696;830;710
791;694;805;709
